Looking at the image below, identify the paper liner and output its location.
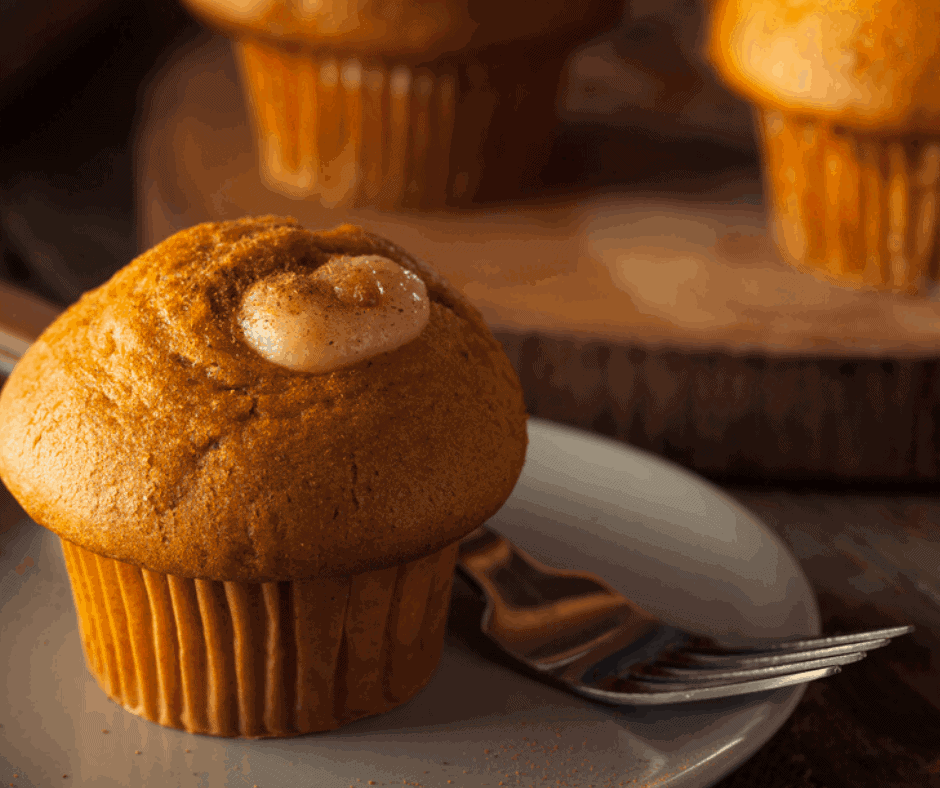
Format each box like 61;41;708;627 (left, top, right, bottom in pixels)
232;36;571;210
60;538;459;737
758;110;940;294
234;38;460;209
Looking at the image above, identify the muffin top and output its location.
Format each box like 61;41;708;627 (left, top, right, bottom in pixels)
0;217;528;581
181;0;620;61
709;0;940;130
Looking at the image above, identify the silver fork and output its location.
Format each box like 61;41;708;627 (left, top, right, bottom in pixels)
455;526;914;705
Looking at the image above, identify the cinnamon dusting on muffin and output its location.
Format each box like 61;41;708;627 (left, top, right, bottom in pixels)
328;258;384;307
237;254;430;373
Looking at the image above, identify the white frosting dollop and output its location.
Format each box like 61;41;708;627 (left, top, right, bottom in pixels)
238;255;430;373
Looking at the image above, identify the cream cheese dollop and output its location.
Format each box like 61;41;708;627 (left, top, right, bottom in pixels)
238;255;430;373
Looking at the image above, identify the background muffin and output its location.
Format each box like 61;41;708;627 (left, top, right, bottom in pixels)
180;0;622;207
708;0;940;293
0;216;528;736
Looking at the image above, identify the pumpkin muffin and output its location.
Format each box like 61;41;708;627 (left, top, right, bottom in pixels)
709;0;940;293
0;216;528;737
180;0;621;207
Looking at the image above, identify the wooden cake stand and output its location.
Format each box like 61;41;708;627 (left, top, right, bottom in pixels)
135;34;940;483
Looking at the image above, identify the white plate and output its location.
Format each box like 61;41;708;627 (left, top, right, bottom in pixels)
1;418;818;788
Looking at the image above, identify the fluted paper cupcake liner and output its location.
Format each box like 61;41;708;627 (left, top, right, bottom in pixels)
758;110;940;294
232;35;572;210
61;538;458;737
234;38;461;209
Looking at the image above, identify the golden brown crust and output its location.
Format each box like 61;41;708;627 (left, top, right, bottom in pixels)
709;0;940;131
0;217;527;581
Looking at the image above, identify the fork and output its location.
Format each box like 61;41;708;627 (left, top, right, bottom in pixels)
455;526;914;705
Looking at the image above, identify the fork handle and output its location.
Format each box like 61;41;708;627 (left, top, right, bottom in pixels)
454;526;529;610
456;526;653;613
456;526;624;611
455;526;662;668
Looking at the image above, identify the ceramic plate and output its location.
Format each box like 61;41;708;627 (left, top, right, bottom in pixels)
1;418;817;787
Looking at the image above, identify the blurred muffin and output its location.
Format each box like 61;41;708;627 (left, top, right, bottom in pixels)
180;0;621;208
709;0;940;293
0;216;528;737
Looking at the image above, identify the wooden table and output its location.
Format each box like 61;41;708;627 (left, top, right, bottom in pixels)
1;287;937;787
712;490;940;788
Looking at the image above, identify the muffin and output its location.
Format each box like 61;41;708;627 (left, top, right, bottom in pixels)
180;0;621;208
708;0;940;293
0;216;528;737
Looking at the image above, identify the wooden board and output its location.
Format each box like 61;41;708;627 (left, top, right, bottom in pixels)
128;35;937;481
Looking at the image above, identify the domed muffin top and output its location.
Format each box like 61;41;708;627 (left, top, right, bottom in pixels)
0;217;527;580
709;0;940;130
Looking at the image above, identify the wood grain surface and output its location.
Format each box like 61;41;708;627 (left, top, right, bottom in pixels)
497;332;940;484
